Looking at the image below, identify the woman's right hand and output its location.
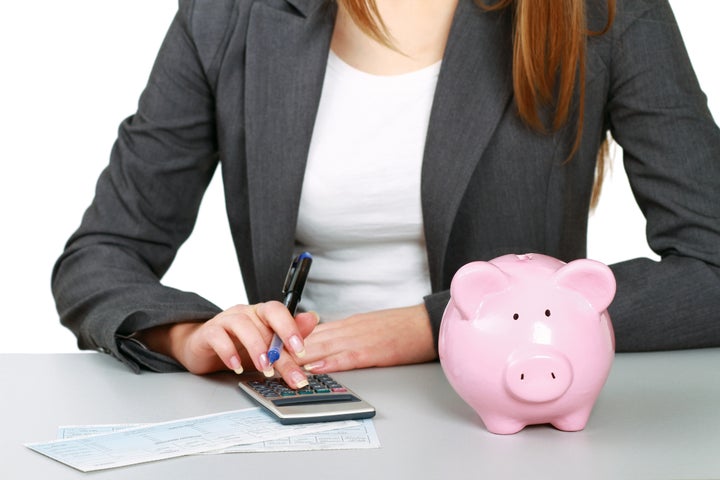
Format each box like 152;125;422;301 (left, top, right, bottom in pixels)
137;301;319;388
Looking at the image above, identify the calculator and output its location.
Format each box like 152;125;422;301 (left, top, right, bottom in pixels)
238;373;376;424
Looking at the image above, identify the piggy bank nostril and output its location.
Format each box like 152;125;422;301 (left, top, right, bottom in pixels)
521;372;557;381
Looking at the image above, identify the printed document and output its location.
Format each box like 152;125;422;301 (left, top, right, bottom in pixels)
58;418;380;453
26;407;378;472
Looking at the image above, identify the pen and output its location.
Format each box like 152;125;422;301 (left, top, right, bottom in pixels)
267;252;313;365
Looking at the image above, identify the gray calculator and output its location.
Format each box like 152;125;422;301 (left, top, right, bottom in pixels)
238;373;376;424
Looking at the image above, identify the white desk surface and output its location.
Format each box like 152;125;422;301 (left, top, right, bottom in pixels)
2;349;719;479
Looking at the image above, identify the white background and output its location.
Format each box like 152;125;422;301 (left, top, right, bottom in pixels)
1;1;718;353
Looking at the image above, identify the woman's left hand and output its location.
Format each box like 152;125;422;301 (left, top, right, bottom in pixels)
299;304;437;373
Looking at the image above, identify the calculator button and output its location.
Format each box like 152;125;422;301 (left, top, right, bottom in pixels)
245;374;354;399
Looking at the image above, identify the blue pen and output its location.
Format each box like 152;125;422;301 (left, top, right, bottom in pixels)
267;252;313;365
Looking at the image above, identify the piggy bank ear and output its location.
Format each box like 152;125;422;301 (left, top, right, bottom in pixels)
450;261;510;320
553;259;616;312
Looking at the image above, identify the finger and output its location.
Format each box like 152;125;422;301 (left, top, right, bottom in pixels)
198;322;246;374
295;311;320;338
219;307;275;376
256;301;307;359
303;349;362;375
274;312;320;369
300;330;360;374
272;351;310;389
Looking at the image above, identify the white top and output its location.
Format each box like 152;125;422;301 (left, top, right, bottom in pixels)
295;51;440;320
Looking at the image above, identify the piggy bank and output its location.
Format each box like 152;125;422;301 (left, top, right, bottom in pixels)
439;253;615;434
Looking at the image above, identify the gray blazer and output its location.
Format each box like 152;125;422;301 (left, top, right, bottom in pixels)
52;0;720;372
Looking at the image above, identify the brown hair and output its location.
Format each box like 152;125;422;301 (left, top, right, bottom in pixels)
338;0;616;208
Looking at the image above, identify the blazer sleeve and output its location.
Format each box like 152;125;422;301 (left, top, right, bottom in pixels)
425;1;720;354
603;0;720;351
51;2;234;372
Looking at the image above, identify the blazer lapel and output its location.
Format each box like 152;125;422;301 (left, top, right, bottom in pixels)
244;0;335;299
422;0;514;289
243;0;513;297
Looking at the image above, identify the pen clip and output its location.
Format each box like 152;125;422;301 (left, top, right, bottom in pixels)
282;252;312;296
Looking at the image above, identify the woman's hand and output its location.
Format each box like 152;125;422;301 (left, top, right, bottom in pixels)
136;302;319;388
299;304;437;374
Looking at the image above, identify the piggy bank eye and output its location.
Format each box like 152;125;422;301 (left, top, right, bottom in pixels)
513;313;519;321
545;309;551;317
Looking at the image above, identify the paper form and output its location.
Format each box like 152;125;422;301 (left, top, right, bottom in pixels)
25;407;366;472
57;418;380;453
219;419;379;452
58;424;144;439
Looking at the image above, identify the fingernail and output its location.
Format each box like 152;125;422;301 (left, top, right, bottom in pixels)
230;356;243;375
259;353;274;377
288;335;305;358
291;370;308;389
303;361;325;372
309;311;321;324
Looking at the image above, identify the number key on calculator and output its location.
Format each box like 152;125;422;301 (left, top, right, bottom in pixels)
238;374;376;424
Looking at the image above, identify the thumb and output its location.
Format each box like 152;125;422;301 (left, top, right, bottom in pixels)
295;311;320;338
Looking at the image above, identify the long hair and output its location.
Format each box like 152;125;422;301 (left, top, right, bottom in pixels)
338;0;616;208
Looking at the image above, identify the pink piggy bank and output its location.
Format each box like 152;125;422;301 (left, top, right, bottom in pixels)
439;253;615;434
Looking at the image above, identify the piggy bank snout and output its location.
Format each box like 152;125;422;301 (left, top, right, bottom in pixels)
504;353;573;403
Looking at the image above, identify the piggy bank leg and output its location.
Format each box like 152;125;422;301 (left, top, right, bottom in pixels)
481;415;528;435
551;406;593;432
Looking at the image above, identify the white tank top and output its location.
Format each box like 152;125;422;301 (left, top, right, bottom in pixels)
294;51;440;320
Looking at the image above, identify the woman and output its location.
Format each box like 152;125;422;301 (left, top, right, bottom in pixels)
52;0;720;389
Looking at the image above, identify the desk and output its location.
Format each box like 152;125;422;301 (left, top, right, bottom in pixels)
2;350;719;479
